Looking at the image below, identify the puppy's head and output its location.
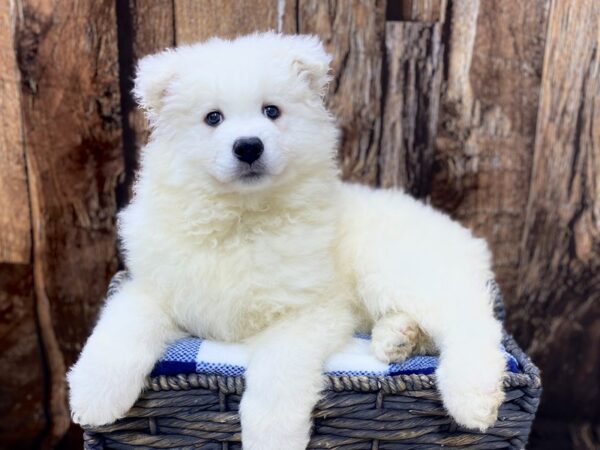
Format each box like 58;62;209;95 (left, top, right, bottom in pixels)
134;33;338;194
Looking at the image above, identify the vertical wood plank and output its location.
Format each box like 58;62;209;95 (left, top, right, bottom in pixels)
174;0;296;44
380;21;443;197
0;3;46;447
430;0;550;301
117;0;175;203
298;0;387;185
387;0;446;22
16;0;123;444
126;0;174;149
0;264;46;449
0;0;31;264
515;0;600;418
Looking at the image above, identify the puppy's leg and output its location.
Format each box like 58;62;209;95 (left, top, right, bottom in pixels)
240;303;354;450
360;278;505;430
433;313;505;431
342;191;506;430
68;280;183;426
365;293;504;430
371;311;435;363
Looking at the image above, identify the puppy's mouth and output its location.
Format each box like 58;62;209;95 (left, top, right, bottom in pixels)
236;164;268;183
240;170;264;181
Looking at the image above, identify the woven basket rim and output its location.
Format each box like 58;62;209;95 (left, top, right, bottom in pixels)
144;333;541;397
106;272;541;397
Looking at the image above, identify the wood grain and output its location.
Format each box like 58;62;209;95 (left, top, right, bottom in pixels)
16;0;123;444
430;0;550;301
174;0;296;44
0;1;31;264
514;0;600;419
0;264;46;449
387;0;447;22
117;0;175;204
298;0;386;185
380;21;443;197
0;3;46;447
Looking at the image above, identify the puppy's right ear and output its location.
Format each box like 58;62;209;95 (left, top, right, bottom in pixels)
133;49;178;117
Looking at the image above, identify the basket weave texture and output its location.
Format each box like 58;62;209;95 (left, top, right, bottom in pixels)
83;275;541;449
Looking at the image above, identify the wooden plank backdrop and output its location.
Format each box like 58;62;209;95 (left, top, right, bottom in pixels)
0;0;598;449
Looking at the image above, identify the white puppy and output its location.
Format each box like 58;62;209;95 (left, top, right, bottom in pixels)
68;32;505;449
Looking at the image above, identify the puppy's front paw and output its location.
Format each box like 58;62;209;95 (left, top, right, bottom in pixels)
437;350;505;431
68;359;141;426
440;381;504;431
240;390;311;450
371;313;419;363
242;429;309;450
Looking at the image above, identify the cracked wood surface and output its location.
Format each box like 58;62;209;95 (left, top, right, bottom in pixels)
13;0;123;446
514;0;600;419
430;0;550;302
174;0;296;45
116;0;175;203
0;0;31;264
0;3;46;448
380;21;443;197
0;263;46;449
298;0;387;185
389;0;446;22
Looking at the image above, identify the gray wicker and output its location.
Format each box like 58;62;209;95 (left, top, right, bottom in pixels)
83;275;541;449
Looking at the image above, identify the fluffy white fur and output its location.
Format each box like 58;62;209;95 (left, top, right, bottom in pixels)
68;33;505;449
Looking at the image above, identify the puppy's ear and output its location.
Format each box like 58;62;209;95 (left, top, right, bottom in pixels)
133;49;178;117
290;35;332;97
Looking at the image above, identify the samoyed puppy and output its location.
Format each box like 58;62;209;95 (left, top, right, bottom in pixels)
68;32;505;449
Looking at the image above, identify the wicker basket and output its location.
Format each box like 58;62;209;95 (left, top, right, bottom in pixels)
83;278;541;449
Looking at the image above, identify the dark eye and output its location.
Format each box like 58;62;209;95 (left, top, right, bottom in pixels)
205;111;224;126
263;105;281;120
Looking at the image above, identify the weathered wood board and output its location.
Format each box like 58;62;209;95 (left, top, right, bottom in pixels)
15;0;124;445
514;0;600;419
430;0;550;302
298;0;387;185
0;0;31;264
380;21;443;196
0;265;46;448
174;0;296;44
0;3;45;448
116;0;175;203
388;0;446;22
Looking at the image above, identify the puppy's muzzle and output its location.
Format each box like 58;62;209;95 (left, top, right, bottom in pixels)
233;137;263;165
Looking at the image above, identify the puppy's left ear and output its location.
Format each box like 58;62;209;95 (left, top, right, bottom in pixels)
290;35;332;97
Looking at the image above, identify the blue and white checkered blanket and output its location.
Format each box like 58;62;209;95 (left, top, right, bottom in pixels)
152;334;520;378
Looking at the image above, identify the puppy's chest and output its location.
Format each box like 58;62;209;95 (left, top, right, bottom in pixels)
171;222;336;340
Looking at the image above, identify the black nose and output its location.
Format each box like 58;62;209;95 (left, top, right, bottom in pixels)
233;137;264;165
